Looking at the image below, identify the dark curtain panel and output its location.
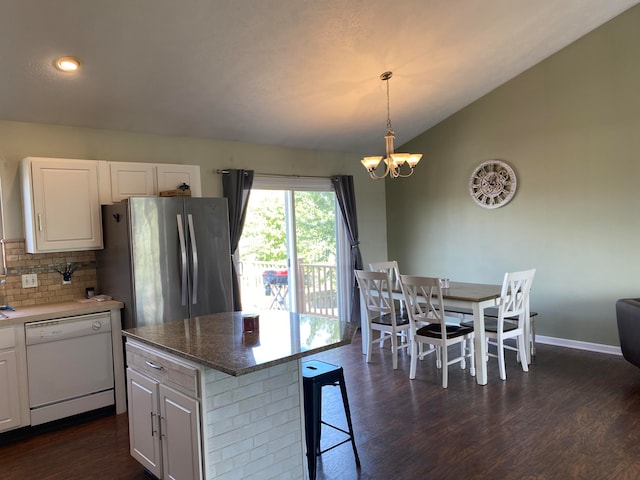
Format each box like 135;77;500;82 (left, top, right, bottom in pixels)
331;175;363;324
222;169;255;311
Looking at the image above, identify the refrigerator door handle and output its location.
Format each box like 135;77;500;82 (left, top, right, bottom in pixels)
187;213;198;305
177;214;188;306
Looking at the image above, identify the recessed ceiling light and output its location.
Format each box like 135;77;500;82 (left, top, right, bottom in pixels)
55;56;81;72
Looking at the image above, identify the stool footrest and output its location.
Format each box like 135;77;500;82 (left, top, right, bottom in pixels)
317;421;361;466
318;437;358;458
319;420;352;448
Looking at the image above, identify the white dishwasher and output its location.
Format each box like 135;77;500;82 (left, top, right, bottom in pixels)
25;312;115;425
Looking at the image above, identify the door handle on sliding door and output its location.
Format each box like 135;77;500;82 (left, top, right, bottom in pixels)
177;214;188;306
187;214;198;304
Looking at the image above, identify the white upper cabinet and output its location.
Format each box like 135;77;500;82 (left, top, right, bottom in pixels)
110;162;156;202
20;157;203;253
21;157;103;253
156;164;201;197
107;163;201;203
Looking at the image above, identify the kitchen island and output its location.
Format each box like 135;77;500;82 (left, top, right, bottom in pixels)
123;310;355;480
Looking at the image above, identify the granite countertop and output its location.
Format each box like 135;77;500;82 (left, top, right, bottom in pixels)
0;299;124;327
123;310;356;376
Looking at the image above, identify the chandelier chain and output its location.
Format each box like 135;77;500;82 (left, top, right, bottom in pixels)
386;76;393;133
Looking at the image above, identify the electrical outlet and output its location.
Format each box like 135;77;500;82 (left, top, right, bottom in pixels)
21;273;38;288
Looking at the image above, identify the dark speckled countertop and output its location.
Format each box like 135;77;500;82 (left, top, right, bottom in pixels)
122;310;356;376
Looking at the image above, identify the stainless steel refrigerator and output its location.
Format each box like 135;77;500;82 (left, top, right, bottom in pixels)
96;197;233;330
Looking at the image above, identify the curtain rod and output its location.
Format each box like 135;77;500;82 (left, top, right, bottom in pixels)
216;169;333;180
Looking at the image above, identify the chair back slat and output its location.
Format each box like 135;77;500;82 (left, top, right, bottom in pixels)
400;275;445;336
369;260;408;318
355;270;396;318
369;261;402;292
499;269;536;320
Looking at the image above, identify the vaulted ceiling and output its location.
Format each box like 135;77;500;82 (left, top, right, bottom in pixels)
1;0;637;155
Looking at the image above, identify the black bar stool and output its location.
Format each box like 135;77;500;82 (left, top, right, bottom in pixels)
301;359;360;480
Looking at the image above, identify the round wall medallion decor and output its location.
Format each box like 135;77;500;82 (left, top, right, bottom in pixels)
469;160;517;209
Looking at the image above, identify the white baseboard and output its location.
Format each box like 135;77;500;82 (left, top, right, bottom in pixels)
536;335;622;356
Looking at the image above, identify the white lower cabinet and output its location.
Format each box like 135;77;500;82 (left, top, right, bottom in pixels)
0;349;21;432
159;384;201;480
0;326;29;433
127;368;163;478
126;342;202;480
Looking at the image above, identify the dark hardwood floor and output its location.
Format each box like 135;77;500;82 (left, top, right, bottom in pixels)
2;332;640;479
0;409;148;480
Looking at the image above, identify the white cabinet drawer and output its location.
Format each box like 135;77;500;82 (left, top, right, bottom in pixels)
0;327;16;350
126;341;199;398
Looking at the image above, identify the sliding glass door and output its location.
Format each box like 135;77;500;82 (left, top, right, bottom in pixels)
237;177;348;320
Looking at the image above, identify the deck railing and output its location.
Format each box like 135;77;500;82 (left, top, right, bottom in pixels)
239;260;338;318
298;263;338;317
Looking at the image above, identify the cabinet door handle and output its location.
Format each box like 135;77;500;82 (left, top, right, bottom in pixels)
37;213;43;232
150;412;157;436
145;361;163;370
160;415;166;438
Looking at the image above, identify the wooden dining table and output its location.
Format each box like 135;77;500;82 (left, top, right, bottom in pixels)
361;280;503;386
439;281;503;385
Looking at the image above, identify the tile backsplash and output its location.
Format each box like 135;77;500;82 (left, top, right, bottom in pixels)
3;240;97;308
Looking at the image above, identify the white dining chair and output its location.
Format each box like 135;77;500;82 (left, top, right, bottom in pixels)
368;261;402;291
368;260;407;337
400;275;475;388
355;269;410;369
461;269;536;380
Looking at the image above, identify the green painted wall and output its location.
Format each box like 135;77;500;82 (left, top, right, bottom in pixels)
386;5;640;346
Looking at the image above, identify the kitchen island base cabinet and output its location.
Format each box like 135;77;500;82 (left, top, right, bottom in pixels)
160;384;201;480
127;369;202;480
125;339;306;480
126;344;202;480
127;368;162;478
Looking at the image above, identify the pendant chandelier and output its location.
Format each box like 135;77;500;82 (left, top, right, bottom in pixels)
361;71;422;179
